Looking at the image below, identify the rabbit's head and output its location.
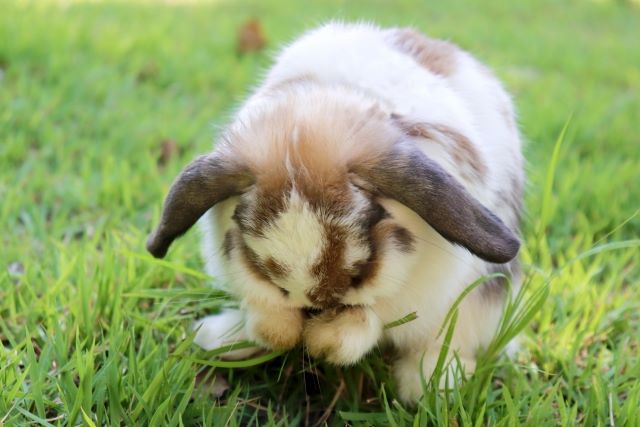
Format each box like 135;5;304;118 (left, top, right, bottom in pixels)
147;85;519;309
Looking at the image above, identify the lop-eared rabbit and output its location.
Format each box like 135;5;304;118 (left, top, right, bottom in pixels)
147;22;523;403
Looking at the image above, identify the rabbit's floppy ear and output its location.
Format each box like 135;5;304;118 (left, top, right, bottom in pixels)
147;153;253;258
355;142;519;263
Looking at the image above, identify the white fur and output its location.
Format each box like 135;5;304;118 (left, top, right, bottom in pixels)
196;22;523;403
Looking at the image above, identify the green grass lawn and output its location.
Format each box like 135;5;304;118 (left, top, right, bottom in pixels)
1;0;639;425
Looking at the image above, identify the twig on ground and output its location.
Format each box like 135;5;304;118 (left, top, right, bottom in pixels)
312;370;346;427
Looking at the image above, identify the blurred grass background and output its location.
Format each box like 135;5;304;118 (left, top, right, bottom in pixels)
1;0;639;425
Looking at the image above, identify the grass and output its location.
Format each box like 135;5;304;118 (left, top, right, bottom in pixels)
1;0;639;425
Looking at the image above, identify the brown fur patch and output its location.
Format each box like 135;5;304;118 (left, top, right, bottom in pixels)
238;241;271;282
233;184;291;237
361;201;391;229
308;223;350;307
386;28;459;77
392;116;487;182
263;257;290;279
350;218;412;289
308;199;400;299
390;225;416;253
238;240;290;297
306;202;399;304
349;247;379;289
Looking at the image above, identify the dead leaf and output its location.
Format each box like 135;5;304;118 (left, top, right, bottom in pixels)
237;18;266;54
137;61;159;82
158;139;179;167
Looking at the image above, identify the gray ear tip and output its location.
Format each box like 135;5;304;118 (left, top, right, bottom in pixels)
496;235;521;263
146;232;169;259
508;238;521;257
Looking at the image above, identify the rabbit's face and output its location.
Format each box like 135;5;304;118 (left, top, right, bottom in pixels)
226;172;416;309
147;85;520;304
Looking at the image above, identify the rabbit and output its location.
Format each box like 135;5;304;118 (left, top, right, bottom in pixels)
146;22;524;403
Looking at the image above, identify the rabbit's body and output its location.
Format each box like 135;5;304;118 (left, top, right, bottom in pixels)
148;23;523;403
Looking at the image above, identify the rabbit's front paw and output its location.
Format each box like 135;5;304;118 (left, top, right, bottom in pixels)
246;306;304;350
303;306;382;365
394;351;477;404
193;309;261;359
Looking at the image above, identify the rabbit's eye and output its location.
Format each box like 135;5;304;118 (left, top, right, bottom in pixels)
364;202;390;229
275;284;289;297
231;201;249;224
350;274;364;287
349;260;370;287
